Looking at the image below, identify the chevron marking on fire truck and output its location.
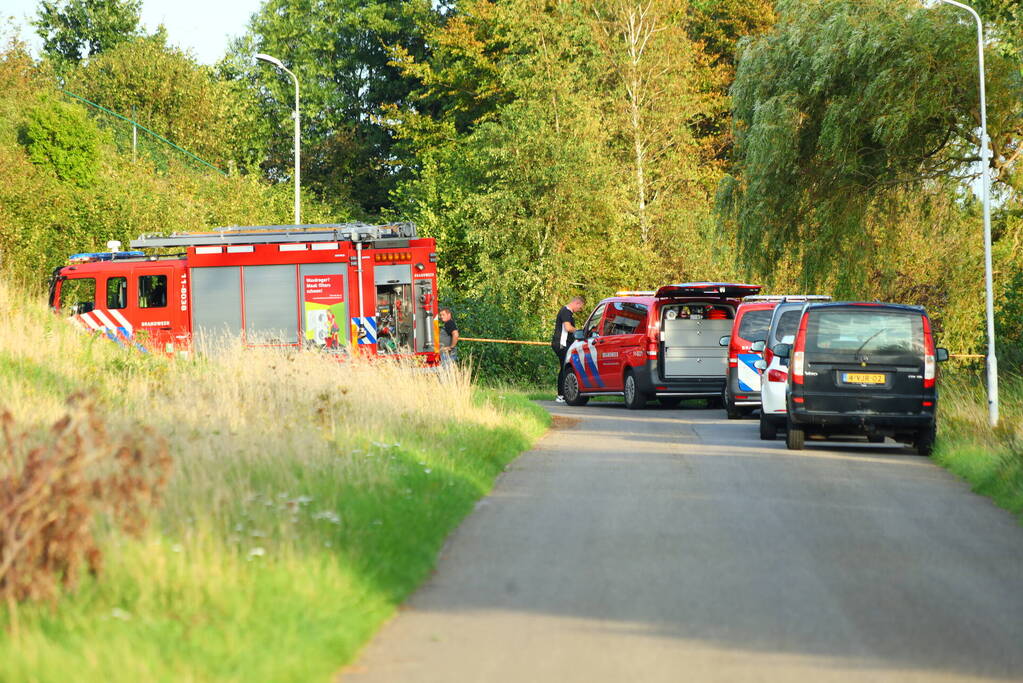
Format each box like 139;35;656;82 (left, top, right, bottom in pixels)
71;309;147;352
354;316;378;345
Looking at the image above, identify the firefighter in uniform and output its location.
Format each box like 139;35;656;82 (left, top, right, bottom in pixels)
551;296;586;403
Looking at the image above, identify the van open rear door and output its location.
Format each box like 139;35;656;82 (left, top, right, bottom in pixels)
654;282;763;299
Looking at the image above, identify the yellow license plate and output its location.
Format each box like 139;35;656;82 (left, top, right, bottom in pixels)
843;372;886;384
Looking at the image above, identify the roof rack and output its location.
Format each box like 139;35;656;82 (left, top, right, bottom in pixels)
742;294;832;302
130;222;417;249
615;290;656;297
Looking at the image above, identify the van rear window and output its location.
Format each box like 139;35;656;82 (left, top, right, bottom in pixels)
737;309;773;342
774;309;802;343
806;310;923;357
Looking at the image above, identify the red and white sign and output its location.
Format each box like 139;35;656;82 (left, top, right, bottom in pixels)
303;275;344;305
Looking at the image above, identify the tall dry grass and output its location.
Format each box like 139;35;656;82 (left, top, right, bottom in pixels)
0;279;548;681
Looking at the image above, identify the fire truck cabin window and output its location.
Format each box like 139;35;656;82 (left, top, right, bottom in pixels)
106;277;128;309
138;275;167;308
61;278;96;315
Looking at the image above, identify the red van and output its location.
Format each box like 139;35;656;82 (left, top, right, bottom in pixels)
560;282;762;408
719;300;778;418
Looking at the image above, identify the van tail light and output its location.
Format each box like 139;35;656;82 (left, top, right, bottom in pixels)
767;369;788;383
729;356;738;367
922;315;936;388
764;348;774;366
646;322;659;357
792;314;808;385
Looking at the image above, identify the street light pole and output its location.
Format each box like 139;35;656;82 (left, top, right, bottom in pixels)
255;53;301;226
934;0;998;426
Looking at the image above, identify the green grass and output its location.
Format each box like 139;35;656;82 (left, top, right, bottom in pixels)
0;283;551;682
933;372;1023;519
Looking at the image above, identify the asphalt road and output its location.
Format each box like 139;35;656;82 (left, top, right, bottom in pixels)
343;402;1023;682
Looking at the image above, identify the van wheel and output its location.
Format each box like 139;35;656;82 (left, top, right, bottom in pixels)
562;368;589;406
786;420;805;450
759;416;777;441
726;404;742;419
659;397;683;409
623;371;647;410
914;423;936;456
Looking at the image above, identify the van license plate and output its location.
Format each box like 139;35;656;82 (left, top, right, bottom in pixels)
843;372;885;384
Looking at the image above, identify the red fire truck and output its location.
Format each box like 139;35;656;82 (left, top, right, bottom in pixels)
48;222;441;362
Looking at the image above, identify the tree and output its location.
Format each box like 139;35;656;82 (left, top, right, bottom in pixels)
68;35;267;170
588;0;729;255
225;0;441;215
721;0;1022;286
34;0;142;67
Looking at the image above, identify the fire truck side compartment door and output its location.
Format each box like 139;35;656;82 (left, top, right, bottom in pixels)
300;263;348;348
191;266;242;350
374;265;412;285
414;279;434;353
243;265;300;345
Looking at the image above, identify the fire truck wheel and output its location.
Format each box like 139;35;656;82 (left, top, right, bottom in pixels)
623;371;647;410
563;368;589;406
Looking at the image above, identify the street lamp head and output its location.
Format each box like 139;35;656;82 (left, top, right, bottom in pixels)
254;53;285;70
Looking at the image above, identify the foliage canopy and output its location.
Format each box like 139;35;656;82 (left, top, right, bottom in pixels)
34;0;143;67
722;0;1023;290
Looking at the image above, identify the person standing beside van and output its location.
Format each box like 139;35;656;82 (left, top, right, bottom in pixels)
551;296;586;403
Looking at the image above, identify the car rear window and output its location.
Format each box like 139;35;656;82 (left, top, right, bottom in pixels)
806;309;924;358
773;309;802;344
737;309;773;342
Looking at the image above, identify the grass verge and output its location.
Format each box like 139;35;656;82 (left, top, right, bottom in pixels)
933;371;1023;519
0;282;550;681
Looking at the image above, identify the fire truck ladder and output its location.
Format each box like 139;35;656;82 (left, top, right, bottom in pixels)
130;222;418;249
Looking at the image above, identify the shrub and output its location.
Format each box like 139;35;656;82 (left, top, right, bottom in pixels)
0;394;170;607
20;97;100;187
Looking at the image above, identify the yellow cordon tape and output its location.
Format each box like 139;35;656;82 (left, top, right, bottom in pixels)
460;337;549;346
459;340;986;357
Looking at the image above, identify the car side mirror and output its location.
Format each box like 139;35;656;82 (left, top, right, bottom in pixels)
936;348;949;363
750;340;766;353
572;330;586;341
774;343;791;359
754;359;767;371
718;335;729;347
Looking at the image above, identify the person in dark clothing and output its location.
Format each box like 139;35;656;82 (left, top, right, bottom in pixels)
439;307;459;365
551;296;586;402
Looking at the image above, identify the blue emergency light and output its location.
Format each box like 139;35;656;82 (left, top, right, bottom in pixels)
69;251;145;263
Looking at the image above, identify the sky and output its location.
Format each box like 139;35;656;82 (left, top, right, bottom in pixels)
3;0;265;64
